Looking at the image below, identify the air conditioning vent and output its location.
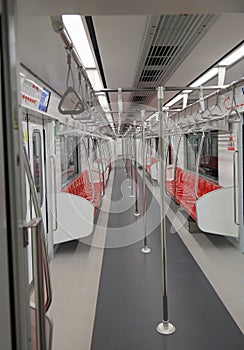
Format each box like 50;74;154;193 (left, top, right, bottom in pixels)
133;14;219;105
139;70;160;82
132;96;147;102
145;46;178;66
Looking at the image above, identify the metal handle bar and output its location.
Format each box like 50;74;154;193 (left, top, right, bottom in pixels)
194;130;205;199
28;217;46;350
23;147;52;313
233;150;240;226
50;156;58;231
82;137;95;204
173;133;183;200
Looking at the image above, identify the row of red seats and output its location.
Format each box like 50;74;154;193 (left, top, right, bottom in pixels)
166;167;221;221
62;169;103;213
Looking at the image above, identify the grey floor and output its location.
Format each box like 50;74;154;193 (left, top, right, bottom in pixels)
49;159;244;349
91;159;244;349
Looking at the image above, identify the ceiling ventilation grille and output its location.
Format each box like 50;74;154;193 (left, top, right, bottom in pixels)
133;14;218;105
132;95;147;102
145;46;178;66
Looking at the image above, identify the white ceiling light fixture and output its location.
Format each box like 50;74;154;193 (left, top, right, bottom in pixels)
62;15;96;68
190;67;219;87
219;42;244;66
87;70;103;90
165;94;184;107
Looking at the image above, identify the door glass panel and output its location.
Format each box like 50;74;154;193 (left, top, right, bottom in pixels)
186;131;218;181
32;130;43;206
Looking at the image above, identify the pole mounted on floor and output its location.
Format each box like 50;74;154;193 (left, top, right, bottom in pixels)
156;87;176;335
141;110;151;253
133;120;140;216
130;133;134;197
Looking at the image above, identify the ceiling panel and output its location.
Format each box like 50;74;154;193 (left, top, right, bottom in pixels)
93;16;148;98
17;0;244;16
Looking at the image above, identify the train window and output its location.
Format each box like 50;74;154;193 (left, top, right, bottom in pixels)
32;130;43;206
60;135;79;185
186;131;218;181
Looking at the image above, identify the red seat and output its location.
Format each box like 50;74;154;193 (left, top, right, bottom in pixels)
61;170;103;214
165;166;222;221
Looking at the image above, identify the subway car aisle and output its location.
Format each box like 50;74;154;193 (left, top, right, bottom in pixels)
91;159;243;350
49;168;115;350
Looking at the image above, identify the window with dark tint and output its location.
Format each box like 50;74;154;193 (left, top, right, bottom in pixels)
60;135;79;185
32;130;43;206
186;131;218;181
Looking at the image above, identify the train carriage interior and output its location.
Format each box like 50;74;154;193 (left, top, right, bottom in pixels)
1;0;244;349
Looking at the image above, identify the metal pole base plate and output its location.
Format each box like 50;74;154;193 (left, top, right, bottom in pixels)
134;212;140;217
156;322;176;335
141;246;151;254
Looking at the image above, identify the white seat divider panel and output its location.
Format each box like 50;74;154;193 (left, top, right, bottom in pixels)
151;162;159;181
196;187;239;238
54;192;94;244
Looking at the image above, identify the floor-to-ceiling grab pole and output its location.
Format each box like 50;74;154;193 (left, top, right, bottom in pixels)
141;111;151;253
194;130;205;199
130;133;134;197
156;87;176;335
124;137;127;175
82;137;95;204
126;137;130;181
134;121;140;216
125;137;129;175
173;133;183;201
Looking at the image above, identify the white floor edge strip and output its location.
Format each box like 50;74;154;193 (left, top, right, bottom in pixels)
49;169;115;350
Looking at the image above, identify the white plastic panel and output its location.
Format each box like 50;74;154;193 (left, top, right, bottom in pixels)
196;187;239;237
151;162;159;181
54;193;94;244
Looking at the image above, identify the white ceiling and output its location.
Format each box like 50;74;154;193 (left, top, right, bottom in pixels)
17;0;244;16
93;16;148;104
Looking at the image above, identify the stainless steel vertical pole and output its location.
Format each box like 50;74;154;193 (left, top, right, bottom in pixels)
141;111;151;253
31;218;47;350
134;121;140;216
130;133;134;197
156;87;176;335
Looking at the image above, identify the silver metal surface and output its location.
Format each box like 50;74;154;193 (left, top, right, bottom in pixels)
233;150;240;226
156;321;176;335
141;111;151;253
173;133;183;200
50;156;58;231
141;246;151;254
157;87;175;334
30;217;47;350
130;134;134;197
97;140;105;196
82;137;95;204
194;130;205;199
23;147;52;312
133;121;140;216
94;86;222;93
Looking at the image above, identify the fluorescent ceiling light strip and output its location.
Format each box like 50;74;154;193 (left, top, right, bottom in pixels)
62;15;96;68
87;70;103;90
219;43;244;66
191;67;218;87
165;94;183;107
